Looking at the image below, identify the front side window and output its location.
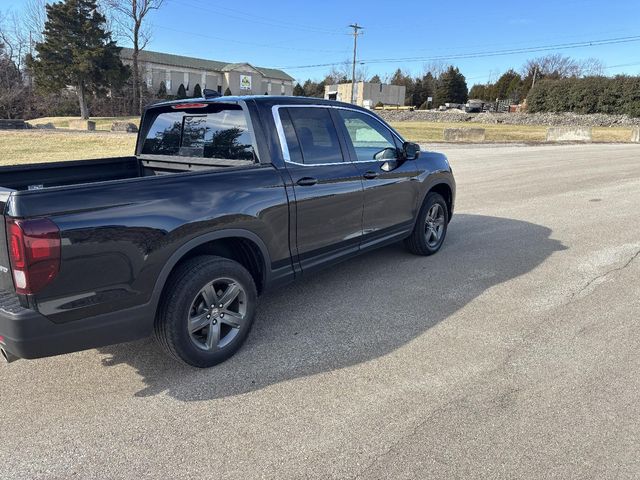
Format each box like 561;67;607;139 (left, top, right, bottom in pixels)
284;107;344;165
337;110;399;161
141;106;255;161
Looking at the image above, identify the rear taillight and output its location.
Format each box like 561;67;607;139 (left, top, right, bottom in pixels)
6;218;61;295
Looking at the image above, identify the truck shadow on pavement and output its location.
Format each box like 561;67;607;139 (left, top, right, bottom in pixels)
98;214;566;400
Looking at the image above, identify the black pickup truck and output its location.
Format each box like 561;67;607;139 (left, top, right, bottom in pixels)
0;96;455;367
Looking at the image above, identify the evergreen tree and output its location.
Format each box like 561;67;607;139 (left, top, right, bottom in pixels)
416;72;436;106
157;81;167;98
223;87;232;96
434;66;468;106
176;83;187;99
293;82;305;96
390;69;416;106
469;84;489;100
369;74;382;84
494;69;522;102
301;79;325;97
28;0;129;119
192;83;202;97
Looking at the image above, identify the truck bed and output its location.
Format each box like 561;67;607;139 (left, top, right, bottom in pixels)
0;156;256;192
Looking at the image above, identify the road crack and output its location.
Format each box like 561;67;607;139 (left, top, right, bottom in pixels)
569;247;640;302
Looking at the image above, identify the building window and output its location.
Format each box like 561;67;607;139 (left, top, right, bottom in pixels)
281;82;285;94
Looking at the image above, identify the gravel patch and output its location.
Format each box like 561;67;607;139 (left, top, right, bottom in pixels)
378;110;640;127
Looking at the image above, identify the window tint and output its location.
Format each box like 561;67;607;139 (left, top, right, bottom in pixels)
285;107;343;165
141;107;255;161
338;110;398;161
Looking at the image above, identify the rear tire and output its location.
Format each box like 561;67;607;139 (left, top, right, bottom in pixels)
154;255;257;368
404;192;449;256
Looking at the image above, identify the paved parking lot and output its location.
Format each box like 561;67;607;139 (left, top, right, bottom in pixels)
2;143;640;479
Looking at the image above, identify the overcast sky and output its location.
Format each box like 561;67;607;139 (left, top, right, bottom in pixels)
2;0;640;85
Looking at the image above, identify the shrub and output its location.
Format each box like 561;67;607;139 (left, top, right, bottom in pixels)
527;76;640;116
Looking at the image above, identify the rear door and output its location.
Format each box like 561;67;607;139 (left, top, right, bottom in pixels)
277;106;364;272
334;108;419;247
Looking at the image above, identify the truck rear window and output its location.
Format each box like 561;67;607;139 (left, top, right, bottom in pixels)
141;106;255;161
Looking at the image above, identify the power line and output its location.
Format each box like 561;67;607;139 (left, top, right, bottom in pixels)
151;23;349;54
166;0;347;35
276;34;640;70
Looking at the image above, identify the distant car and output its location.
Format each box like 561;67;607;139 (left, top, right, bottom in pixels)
465;101;484;113
0;96;456;368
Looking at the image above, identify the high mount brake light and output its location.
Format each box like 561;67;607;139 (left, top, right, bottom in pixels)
171;103;208;110
6;218;61;295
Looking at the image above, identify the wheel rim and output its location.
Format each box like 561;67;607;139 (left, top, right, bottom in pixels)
188;277;247;352
424;203;445;247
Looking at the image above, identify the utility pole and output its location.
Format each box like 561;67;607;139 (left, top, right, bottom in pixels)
531;65;538;89
349;23;363;105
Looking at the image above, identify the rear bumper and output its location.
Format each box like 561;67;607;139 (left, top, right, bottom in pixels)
0;290;153;360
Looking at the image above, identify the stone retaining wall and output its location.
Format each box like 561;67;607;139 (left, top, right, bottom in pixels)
546;127;592;142
443;128;486;142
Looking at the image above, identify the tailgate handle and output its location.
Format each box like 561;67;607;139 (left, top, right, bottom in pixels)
296;177;318;186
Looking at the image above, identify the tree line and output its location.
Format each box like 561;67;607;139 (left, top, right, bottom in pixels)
293;65;469;108
2;1;640;120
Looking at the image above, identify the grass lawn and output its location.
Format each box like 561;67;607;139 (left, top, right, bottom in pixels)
0;120;636;166
28;116;140;131
0;130;136;165
390;121;635;143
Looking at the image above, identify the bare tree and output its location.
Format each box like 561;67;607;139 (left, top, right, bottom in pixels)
0;10;30;72
105;0;164;114
0;13;27;118
580;57;606;76
324;59;367;85
523;54;607;81
422;60;447;79
22;0;47;45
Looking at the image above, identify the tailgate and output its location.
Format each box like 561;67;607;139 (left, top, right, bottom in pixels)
0;188;16;293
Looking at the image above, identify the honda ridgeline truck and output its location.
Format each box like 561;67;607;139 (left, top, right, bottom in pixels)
0;96;455;368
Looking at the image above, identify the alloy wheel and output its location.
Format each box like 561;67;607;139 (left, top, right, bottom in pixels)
188;278;247;351
424;203;445;247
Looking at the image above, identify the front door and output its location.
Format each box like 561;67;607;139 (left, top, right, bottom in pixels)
334;108;419;248
278;106;364;272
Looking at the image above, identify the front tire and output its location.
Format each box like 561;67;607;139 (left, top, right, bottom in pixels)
404;192;449;256
154;255;257;368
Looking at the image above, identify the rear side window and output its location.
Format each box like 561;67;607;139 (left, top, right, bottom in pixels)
283;107;344;165
141;106;256;161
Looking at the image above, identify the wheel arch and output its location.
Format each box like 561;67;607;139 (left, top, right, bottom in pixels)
427;182;454;221
150;229;272;312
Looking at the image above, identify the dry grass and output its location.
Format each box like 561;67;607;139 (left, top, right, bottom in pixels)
28;116;140;131
0;119;636;167
390;121;636;143
0;130;136;165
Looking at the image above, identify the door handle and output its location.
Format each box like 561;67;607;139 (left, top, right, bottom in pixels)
363;171;379;180
296;177;318;186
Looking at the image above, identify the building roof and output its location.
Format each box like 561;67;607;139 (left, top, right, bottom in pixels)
120;48;294;81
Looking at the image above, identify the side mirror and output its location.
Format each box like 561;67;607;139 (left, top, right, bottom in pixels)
403;142;420;160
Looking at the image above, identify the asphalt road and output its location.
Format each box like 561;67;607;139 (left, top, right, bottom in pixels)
2;143;640;479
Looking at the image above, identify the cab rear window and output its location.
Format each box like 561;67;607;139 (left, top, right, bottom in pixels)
141;105;256;161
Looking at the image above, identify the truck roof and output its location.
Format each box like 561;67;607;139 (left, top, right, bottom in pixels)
146;95;367;112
